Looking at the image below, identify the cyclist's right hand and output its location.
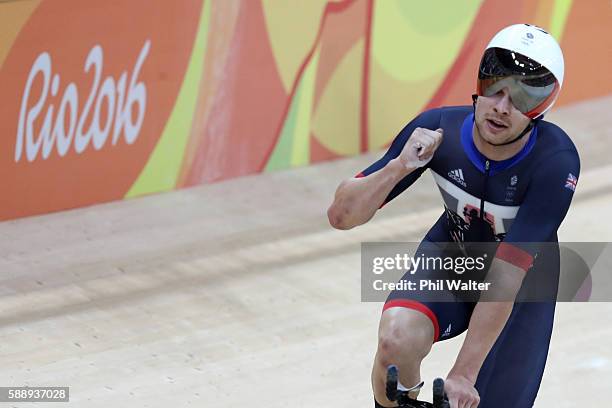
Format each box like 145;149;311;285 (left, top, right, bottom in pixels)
398;127;444;170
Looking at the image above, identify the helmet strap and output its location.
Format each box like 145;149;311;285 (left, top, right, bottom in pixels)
471;94;538;147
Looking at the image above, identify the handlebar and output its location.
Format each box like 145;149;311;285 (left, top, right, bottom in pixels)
385;365;450;408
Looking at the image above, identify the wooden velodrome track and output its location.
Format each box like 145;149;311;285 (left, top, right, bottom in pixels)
1;95;611;408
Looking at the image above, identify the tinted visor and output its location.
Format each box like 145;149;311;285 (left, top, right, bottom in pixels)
477;48;559;118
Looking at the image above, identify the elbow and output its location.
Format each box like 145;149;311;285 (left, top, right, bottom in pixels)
327;205;353;230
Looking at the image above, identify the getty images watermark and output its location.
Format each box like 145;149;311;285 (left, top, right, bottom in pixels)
361;242;610;302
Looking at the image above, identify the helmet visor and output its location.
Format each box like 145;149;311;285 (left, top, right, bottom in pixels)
477;48;560;118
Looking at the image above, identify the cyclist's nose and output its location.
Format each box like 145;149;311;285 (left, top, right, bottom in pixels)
493;88;512;115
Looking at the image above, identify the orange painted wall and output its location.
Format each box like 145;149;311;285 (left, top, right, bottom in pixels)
0;0;610;221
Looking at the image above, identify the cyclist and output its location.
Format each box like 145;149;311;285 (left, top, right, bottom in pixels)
327;24;579;408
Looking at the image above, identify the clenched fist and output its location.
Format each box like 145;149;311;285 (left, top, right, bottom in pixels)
398;127;444;169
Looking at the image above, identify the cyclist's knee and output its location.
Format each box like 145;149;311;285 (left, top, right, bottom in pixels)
377;307;434;365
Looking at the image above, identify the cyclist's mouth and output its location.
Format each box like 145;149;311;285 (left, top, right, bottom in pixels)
486;118;509;133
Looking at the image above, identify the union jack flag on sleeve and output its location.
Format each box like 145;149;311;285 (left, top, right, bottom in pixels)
565;173;577;192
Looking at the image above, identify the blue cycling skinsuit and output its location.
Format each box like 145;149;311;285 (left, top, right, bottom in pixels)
359;106;580;407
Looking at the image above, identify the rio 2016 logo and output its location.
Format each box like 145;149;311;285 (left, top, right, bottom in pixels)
0;0;202;220
15;40;151;162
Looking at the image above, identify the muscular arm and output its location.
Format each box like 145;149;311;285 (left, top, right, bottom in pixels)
327;159;414;229
327;109;443;230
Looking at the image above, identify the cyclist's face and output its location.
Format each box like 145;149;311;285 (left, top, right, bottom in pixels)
474;87;531;144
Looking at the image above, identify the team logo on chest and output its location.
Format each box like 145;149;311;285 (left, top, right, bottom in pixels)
505;175;518;202
448;168;467;187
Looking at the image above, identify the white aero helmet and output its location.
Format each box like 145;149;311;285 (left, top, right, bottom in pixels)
476;24;565;119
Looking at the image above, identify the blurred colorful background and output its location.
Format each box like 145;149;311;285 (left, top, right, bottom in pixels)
1;0;610;220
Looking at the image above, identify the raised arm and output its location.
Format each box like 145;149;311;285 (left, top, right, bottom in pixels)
327;126;443;229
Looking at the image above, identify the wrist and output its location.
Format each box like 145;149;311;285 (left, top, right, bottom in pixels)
447;367;478;385
388;157;416;179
